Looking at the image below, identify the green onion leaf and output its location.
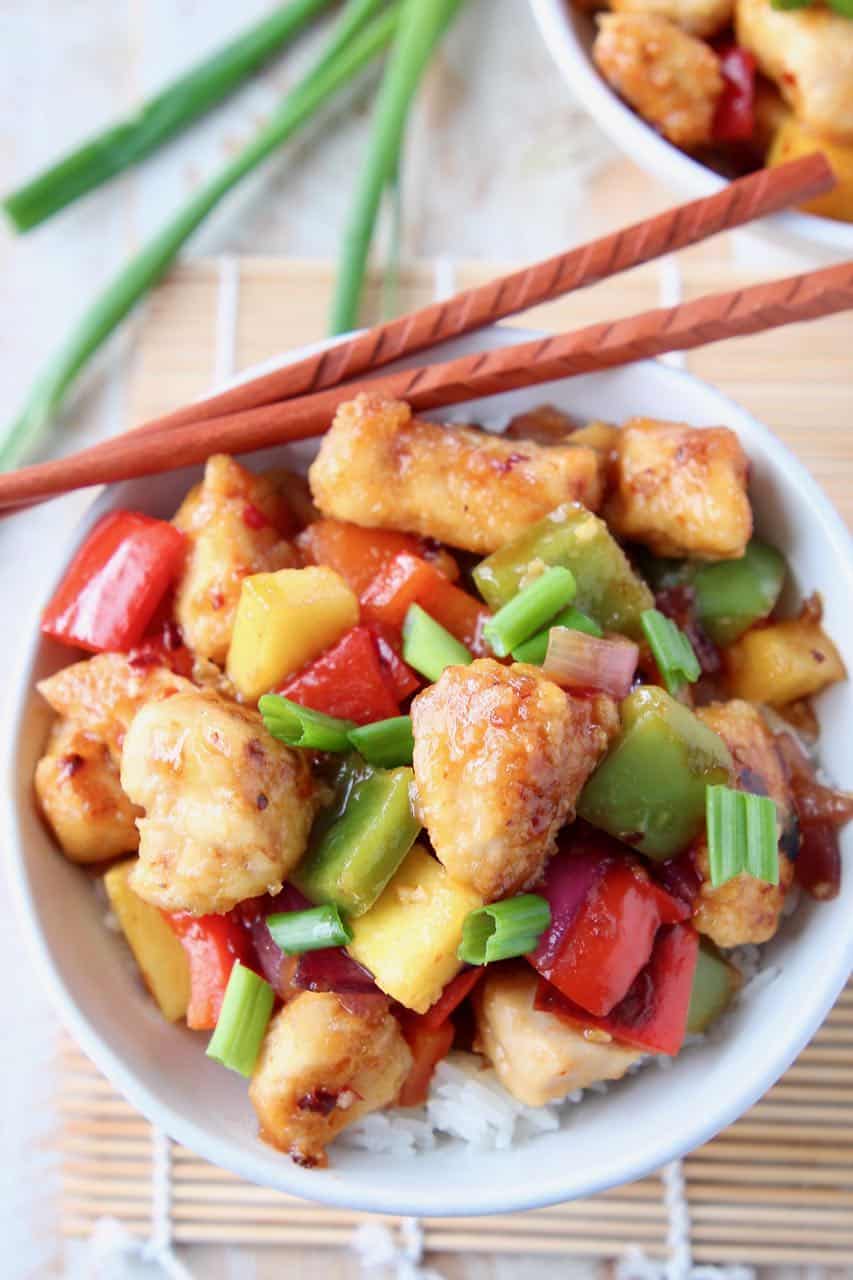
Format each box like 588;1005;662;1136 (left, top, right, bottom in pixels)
640;608;701;695
329;0;466;334
706;785;780;889
827;0;853;15
511;605;602;664
259;694;355;751
348;715;414;766
267;903;353;954
483;566;576;659
402;604;472;682
1;0;398;467
205;961;275;1078
770;0;812;9
2;0;337;234
458;894;551;965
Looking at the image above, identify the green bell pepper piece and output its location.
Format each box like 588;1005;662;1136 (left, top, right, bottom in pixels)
692;541;786;647
639;541;786;648
577;686;733;860
472;502;653;640
686;940;740;1034
292;759;420;917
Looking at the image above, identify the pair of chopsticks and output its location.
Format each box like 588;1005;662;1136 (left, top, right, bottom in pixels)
0;153;846;516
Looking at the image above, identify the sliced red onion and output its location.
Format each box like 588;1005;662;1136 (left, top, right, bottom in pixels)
531;846;608;973
294;946;380;996
237;885;311;998
543;627;638;699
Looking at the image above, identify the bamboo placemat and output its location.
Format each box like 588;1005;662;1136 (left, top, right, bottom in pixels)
58;249;853;1269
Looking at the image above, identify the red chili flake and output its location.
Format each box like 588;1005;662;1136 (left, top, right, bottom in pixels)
209;589;225;611
297;1087;339;1116
256;793;269;811
161;619;184;651
242;503;269;530
59;753;85;780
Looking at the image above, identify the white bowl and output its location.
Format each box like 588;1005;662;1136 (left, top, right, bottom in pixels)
5;326;853;1216
530;0;853;258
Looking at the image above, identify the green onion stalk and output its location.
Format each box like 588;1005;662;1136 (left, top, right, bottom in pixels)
329;0;466;334
3;0;337;234
1;0;397;470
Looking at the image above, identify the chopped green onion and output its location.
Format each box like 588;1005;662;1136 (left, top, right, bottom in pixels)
205;961;275;1078
330;0;466;334
511;606;602;664
348;716;414;766
770;0;812;9
828;0;853;15
402;604;472;682
458;895;551;965
483;566;576;659
706;785;779;889
260;694;356;752
1;0;398;468
640;608;701;695
2;0;336;234
267;903;353;954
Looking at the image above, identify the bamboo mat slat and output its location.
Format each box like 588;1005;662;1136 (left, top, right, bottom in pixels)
58;252;853;1267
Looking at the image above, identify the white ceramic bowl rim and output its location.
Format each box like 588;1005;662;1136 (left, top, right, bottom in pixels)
5;330;853;1216
529;0;853;256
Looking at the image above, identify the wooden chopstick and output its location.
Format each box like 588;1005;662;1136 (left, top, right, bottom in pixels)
2;257;851;513
115;154;835;443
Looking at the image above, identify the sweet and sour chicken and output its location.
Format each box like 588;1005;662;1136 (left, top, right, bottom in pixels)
32;394;848;1167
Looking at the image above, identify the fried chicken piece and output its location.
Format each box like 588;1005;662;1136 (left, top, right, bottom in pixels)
38;654;195;760
120;691;318;915
606;417;752;560
474;966;644;1106
736;0;853;143
173;454;299;665
308;395;604;555
250;992;412;1168
411;659;619;900
35;719;141;863
593;13;723;148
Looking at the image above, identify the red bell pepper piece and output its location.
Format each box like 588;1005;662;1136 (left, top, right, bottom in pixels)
398;1014;455;1107
298;519;459;597
165;910;256;1031
529;853;688;1018
421;967;484;1030
42;511;187;654
535;923;700;1057
362;553;489;652
278;625;399;726
368;623;422;701
712;47;757;143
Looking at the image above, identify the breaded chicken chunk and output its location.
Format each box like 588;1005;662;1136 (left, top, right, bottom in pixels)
38;654;195;761
308;396;604;555
593;14;723;148
606;418;752;559
121;692;318;915
610;0;732;38
35;719;141;864
173;454;299;665
736;0;853;143
474;967;644;1106
411;660;619;900
692;700;795;948
250;992;412;1167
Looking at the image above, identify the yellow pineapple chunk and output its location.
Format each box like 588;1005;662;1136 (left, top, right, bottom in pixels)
725;613;846;706
226;566;358;701
103;860;190;1022
347;844;482;1014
